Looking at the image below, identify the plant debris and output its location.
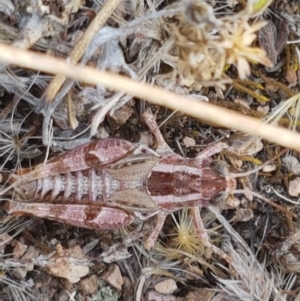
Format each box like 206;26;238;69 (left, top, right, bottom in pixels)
0;0;300;300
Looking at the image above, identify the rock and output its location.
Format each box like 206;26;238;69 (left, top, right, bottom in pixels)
184;288;215;301
283;156;300;175
139;131;154;146
22;246;39;261
257;105;269;115
154;279;177;295
262;164;276;172
122;277;134;301
0;233;12;245
147;290;176;301
54;289;72;301
183;137;195;147
12;267;27;279
289;177;300;197
107;103;134;129
13;241;28;259
229;135;263;156
101;264;124;290
60;278;74;293
78;274;98;295
234;208;254;222
45;244;90;283
96;126;110;139
225;195;240;208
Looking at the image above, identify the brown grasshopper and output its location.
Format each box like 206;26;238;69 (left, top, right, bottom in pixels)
3;111;240;263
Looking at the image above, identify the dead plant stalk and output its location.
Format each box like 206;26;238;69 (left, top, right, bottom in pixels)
43;0;124;104
0;44;300;151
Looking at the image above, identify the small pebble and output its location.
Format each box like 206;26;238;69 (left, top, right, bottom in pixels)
101;264;124;290
154;279;177;295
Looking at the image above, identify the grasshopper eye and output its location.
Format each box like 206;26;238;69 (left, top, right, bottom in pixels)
210;160;230;178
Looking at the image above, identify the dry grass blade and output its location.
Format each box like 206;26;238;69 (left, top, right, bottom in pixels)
0;217;31;241
265;92;300;131
0;216;33;300
1;275;37;301
0;44;300;151
42;0;124;105
232;80;269;103
209;207;284;301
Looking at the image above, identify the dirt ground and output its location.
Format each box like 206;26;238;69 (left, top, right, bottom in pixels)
1;0;300;300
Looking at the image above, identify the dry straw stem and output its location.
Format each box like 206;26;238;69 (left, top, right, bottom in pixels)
43;0;123;104
1;44;300;151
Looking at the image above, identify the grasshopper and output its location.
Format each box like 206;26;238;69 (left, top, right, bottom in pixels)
3;111;244;263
